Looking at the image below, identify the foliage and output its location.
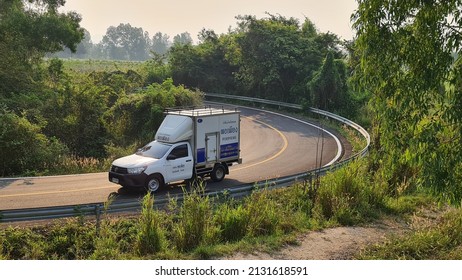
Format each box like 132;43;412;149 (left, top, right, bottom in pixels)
43;81;109;158
170;185;219;252
46;12;360;121
0;0;84;96
233;14;325;102
169;30;237;93
101;23;150;61
165;13;356;110
312;160;385;225
308;52;349;112
0;106;68;176
1;51;202;176
135;193;167;255
173;32;193;46
144;54;172;84
353;0;462;203
0;160;406;260
103;78;202;146
214;188;286;242
151;32;171;55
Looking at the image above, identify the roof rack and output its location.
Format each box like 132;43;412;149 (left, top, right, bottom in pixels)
165;105;239;116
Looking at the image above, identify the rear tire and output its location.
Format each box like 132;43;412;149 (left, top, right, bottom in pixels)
211;164;226;182
145;174;164;193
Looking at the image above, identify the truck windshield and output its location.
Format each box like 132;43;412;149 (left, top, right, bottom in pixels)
136;141;171;159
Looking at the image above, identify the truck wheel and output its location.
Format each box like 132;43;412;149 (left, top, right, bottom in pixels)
211;164;225;182
145;175;164;193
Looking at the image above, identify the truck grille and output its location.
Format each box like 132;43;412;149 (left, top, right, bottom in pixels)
111;165;128;174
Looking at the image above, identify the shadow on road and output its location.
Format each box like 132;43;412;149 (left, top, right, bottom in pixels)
0;178;35;190
107;177;245;204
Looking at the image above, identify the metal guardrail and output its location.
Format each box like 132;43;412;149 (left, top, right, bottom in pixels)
0;94;370;223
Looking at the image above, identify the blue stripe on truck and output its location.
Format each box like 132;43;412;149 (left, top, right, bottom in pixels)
220;143;239;158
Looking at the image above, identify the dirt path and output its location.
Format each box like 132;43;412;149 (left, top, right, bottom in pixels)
223;218;409;260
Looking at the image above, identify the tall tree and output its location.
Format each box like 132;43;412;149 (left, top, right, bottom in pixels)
168;29;237;92
173;32;193;45
353;0;462;202
151;32;170;55
101;23;150;60
233;14;328;102
53;28;93;59
308;52;347;111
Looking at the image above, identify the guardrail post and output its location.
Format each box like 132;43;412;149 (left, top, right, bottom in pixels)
95;204;102;236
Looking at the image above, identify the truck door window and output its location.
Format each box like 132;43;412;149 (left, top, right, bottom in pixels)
169;144;188;159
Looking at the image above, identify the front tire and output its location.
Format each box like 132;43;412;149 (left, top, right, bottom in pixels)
145;174;164;193
211;164;226;182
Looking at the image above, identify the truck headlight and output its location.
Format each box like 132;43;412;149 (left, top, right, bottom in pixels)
127;166;147;174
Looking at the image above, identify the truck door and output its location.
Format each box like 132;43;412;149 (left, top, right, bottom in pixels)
206;132;219;163
164;143;193;183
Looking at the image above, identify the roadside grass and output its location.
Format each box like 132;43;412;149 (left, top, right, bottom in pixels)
0;159;445;260
357;207;462;260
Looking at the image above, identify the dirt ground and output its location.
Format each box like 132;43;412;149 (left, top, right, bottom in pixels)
222;207;448;260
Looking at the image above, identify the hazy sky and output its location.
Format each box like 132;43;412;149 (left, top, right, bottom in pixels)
60;0;358;43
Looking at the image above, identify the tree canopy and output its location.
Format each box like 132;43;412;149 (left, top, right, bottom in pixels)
0;0;84;95
353;0;462;202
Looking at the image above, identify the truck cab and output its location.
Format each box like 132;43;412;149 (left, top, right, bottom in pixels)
109;140;194;192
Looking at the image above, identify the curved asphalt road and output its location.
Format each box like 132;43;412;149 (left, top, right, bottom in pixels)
0;107;340;210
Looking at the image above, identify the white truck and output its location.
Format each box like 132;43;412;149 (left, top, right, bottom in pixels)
108;107;241;192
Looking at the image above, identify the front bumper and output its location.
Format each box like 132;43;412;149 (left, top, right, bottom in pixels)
108;171;148;188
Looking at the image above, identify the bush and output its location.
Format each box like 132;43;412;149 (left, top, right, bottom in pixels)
245;188;284;237
44;221;96;260
171;185;218;252
214;203;249;242
0;227;46;259
135;193;167;255
313;160;385;225
0;106;68;176
214;186;288;242
103;79;203;146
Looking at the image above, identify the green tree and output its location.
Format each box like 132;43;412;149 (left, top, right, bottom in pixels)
0;106;67;176
353;0;462;202
308;52;348;111
232;14;331;102
173;32;193;46
54;29;93;59
0;0;84;96
42;81;109;158
168;29;237;93
103;79;202;145
168;43;201;87
151;32;170;55
101;23;150;61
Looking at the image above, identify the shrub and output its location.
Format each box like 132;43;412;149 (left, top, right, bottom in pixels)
0;106;68;176
1;227;46;259
214;203;249;242
313;160;385;225
172;185;218;252
245;188;284;237
45;221;96;260
135;193;167;255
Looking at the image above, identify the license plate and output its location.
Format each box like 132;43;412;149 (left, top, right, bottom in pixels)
111;178;119;184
